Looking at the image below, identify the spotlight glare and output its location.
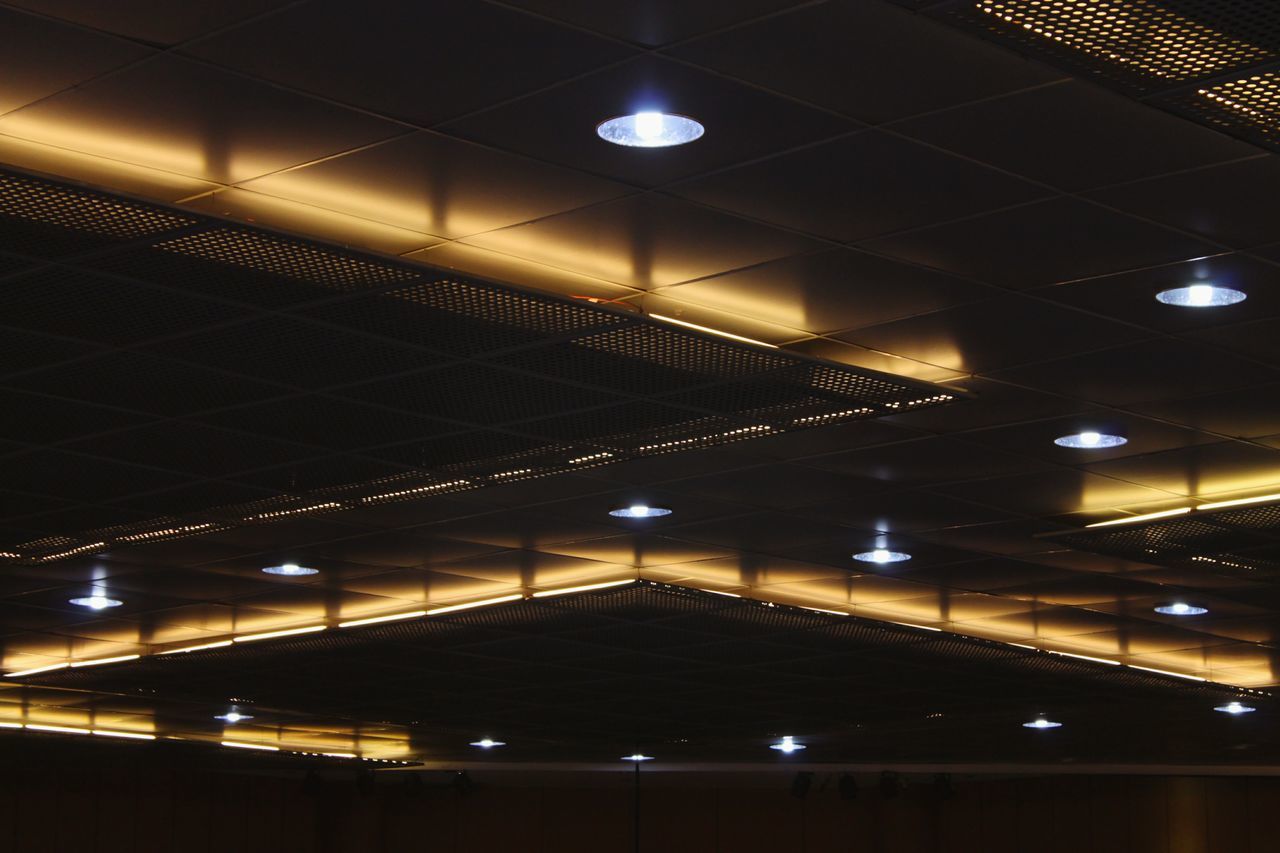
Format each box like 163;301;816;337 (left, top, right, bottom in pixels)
1023;718;1062;729
597;113;704;148
1214;701;1256;715
622;753;654;761
770;735;806;753
1054;432;1127;449
852;549;911;564
470;738;506;748
1156;285;1246;307
69;596;122;610
609;505;672;519
1154;602;1208;616
262;563;319;576
216;711;253;724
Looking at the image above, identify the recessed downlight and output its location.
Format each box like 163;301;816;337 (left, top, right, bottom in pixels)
770;735;805;753
1022;718;1062;729
69;596;122;610
852;549;911;564
1156;284;1246;307
470;738;506;748
262;563;318;576
216;711;253;724
1214;701;1256;715
609;504;672;519
1054;431;1127;449
622;753;654;761
597;112;704;147
1154;603;1208;616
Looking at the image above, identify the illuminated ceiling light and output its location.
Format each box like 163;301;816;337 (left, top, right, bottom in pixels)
233;624;326;643
216;711;254;724
27;723;91;735
338;610;427;628
92;730;155;740
4;662;70;678
1214;701;1256;715
1156;284;1247;307
596;112;704;148
852;549;911;564
1154;603;1208;616
1050;650;1121;666
531;579;634;598
470;738;506;748
1022;718;1062;729
1054;431;1127;449
158;640;233;655
222;740;279;751
262;563;319;576
426;594;524;616
69;654;140;668
1128;664;1206;682
609;504;672;519
770;735;806;753
648;314;778;348
68;595;122;610
621;753;654;761
1085;507;1191;528
1199;492;1280;511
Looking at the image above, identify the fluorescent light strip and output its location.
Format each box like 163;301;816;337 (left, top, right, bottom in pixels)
233;625;326;643
5;662;69;678
222;740;279;752
1086;507;1191;528
699;589;742;598
888;621;943;632
426;594;524;615
1128;664;1207;682
649;314;779;348
338;610;427;628
531;580;634;598
0;722;22;729
92;729;156;740
321;752;358;759
1050;651;1121;666
27;724;91;735
158;640;234;655
1199;492;1280;511
70;654;140;668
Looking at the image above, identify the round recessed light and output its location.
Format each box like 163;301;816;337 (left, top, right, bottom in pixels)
622;753;654;762
1214;701;1256;715
1156;284;1247;307
470;738;506;748
597;112;704;148
69;596;122;610
770;736;806;753
852;549;911;564
216;711;254;724
1022;718;1062;729
609;504;672;519
1154;602;1208;616
262;563;319;576
1054;431;1128;449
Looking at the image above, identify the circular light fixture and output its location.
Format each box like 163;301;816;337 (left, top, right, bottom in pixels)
262;563;319;576
769;735;806;753
216;711;254;724
1022;718;1062;729
609;504;672;519
1054;431;1128;449
597;112;704;148
621;753;654;762
470;738;506;748
1154;602;1208;616
1156;284;1247;307
852;549;911;564
68;596;122;610
1214;701;1256;715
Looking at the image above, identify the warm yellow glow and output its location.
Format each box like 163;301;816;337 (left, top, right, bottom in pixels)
222;740;280;752
1128;664;1207;682
1051;651;1121;666
92;730;156;740
648;314;780;348
158;640;234;655
233;625;327;643
531;579;634;598
338;610;427;628
888;621;942;632
26;723;91;735
0;722;22;729
1199;492;1280;511
800;606;849;617
426;594;524;615
321;751;359;759
5;662;69;678
699;589;742;598
70;654;140;669
1085;507;1192;528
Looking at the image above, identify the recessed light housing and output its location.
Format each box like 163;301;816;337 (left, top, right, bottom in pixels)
216;711;253;724
262;563;318;576
1214;701;1256;715
1154;603;1208;616
597;112;704;148
1156;284;1246;307
622;753;654;761
69;596;122;610
609;504;672;519
1054;431;1127;449
770;735;806;753
470;738;506;748
852;549;911;564
1023;718;1062;729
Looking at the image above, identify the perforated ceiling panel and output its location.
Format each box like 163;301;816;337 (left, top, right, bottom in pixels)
0;166;957;563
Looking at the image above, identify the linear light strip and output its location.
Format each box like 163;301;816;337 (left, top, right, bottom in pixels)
221;740;279;751
4;662;70;678
232;625;327;643
158;640;234;655
70;654;140;668
426;594;525;615
1086;507;1191;528
530;580;634;598
648;314;779;348
338;610;427;628
1086;489;1280;528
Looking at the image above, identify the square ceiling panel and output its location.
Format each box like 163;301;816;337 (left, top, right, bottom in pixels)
4;0;296;46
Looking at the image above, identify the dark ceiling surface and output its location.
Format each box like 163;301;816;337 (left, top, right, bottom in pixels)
2;0;1280;766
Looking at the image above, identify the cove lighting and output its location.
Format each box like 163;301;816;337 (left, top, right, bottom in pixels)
1054;431;1127;449
470;738;506;748
648;313;778;348
1023;718;1062;729
1214;702;1256;715
233;625;326;643
222;740;279;752
597;112;704;147
69;596;122;610
770;735;806;753
622;753;654;761
531;579;633;598
1156;284;1246;307
1154;603;1208;616
262;563;318;576
609;504;672;519
852;549;911;564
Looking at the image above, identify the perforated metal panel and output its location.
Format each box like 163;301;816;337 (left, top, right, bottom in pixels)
0;165;959;563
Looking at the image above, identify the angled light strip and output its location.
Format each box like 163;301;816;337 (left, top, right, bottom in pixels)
26;723;91;735
0;722;22;729
799;606;849;616
699;589;742;598
426;594;524;616
70;654;140;668
1198;492;1280;511
158;640;234;655
92;729;156;740
887;620;943;632
5;662;69;678
221;740;279;752
320;752;359;759
1050;650;1122;666
649;314;779;348
1128;664;1207;682
338;610;427;628
233;625;327;643
1085;507;1191;528
531;579;634;598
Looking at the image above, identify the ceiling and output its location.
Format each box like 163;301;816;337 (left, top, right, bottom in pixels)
2;0;1280;767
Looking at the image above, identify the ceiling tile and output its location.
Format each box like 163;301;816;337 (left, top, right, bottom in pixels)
501;0;806;47
1131;383;1280;440
1079;441;1280;499
5;0;294;46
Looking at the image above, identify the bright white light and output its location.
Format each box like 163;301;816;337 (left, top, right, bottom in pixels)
609;505;673;519
597;113;704;148
1054;432;1127;449
216;711;253;724
622;753;654;761
770;735;806;753
470;738;506;748
69;596;122;610
1154;603;1208;616
1214;702;1256;715
262;563;319;576
1023;718;1062;729
1156;285;1247;307
852;549;911;564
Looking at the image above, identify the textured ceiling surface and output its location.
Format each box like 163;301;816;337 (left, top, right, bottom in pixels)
2;0;1280;766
